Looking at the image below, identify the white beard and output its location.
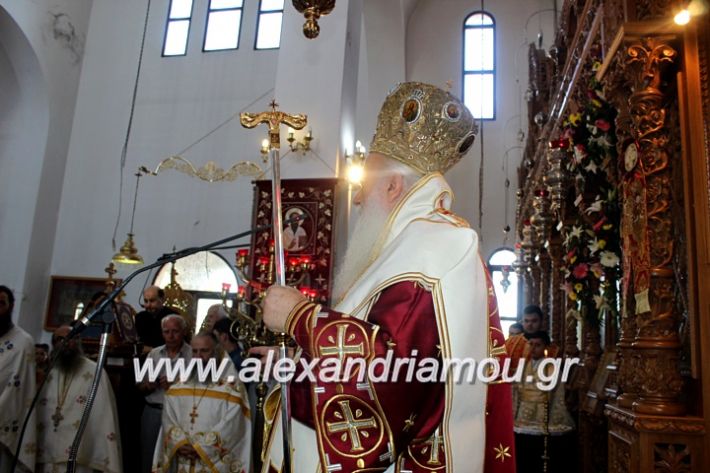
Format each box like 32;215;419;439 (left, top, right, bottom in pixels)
332;197;391;303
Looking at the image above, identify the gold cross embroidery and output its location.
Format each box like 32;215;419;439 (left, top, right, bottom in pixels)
326;400;377;452
319;324;364;362
422;430;444;466
494;443;511;462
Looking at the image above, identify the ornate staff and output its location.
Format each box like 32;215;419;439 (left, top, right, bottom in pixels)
240;101;306;473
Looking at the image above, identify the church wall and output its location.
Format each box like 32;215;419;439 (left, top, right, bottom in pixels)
406;0;557;259
0;0;93;336
50;0;282;332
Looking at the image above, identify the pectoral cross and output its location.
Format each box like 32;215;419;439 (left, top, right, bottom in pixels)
51;406;64;431
189;406;199;425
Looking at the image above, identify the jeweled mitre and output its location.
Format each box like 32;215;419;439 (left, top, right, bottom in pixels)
369;82;478;175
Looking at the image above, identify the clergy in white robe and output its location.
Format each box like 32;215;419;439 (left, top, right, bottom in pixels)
152;334;251;473
0;285;37;473
36;325;122;473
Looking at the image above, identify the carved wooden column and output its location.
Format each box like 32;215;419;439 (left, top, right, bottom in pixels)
625;37;684;416
605;26;707;473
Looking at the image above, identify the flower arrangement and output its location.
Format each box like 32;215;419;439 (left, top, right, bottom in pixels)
558;69;621;309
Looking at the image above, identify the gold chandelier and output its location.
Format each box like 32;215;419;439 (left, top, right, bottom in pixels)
292;0;336;39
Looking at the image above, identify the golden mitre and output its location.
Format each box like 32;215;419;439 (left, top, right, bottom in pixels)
369;82;478;175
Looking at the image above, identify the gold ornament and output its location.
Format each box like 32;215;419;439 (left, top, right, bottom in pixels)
369;82;478;175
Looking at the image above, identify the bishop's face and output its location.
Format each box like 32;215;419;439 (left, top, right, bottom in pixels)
352;153;394;212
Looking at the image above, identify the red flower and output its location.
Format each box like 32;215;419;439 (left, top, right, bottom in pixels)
595;119;611;132
573;263;589;279
593;215;607;232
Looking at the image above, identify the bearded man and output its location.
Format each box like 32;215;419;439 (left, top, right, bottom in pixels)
0;285;36;473
152;334;251;473
36;325;122;473
259;82;515;472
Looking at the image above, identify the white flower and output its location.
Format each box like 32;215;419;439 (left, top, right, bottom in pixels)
570;225;583;240
600;251;620;268
587;238;601;256
584;161;598;174
585;196;603;215
590;134;613;148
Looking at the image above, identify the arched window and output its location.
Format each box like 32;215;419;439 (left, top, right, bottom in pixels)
463;11;495;120
153;251;240;329
487;248;518;337
163;0;195;56
255;0;284;49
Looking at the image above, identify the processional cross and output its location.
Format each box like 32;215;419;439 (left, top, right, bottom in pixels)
240;100;307;473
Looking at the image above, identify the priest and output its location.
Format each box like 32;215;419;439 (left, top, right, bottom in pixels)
36;324;122;473
260;82;516;472
0;286;36;473
152;333;251;473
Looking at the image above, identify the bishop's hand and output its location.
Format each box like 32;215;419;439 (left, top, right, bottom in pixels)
262;285;306;333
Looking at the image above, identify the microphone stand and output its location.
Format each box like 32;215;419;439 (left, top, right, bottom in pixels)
9;218;302;473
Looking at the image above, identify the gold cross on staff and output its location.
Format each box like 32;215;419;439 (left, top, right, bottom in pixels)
240;100;307;148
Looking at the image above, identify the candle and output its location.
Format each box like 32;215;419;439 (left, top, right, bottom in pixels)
222;283;231;293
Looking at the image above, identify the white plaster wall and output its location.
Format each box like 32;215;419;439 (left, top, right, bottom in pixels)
0;0;93;336
51;0;283;318
407;0;557;259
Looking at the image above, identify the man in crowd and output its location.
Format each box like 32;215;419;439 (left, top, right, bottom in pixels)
201;303;227;334
36;325;122;473
138;314;191;473
212;317;243;371
35;343;50;385
513;331;575;473
505;304;559;370
508;322;523;338
152;333;251;473
259;82;515;471
135;286;178;353
0;286;36;473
